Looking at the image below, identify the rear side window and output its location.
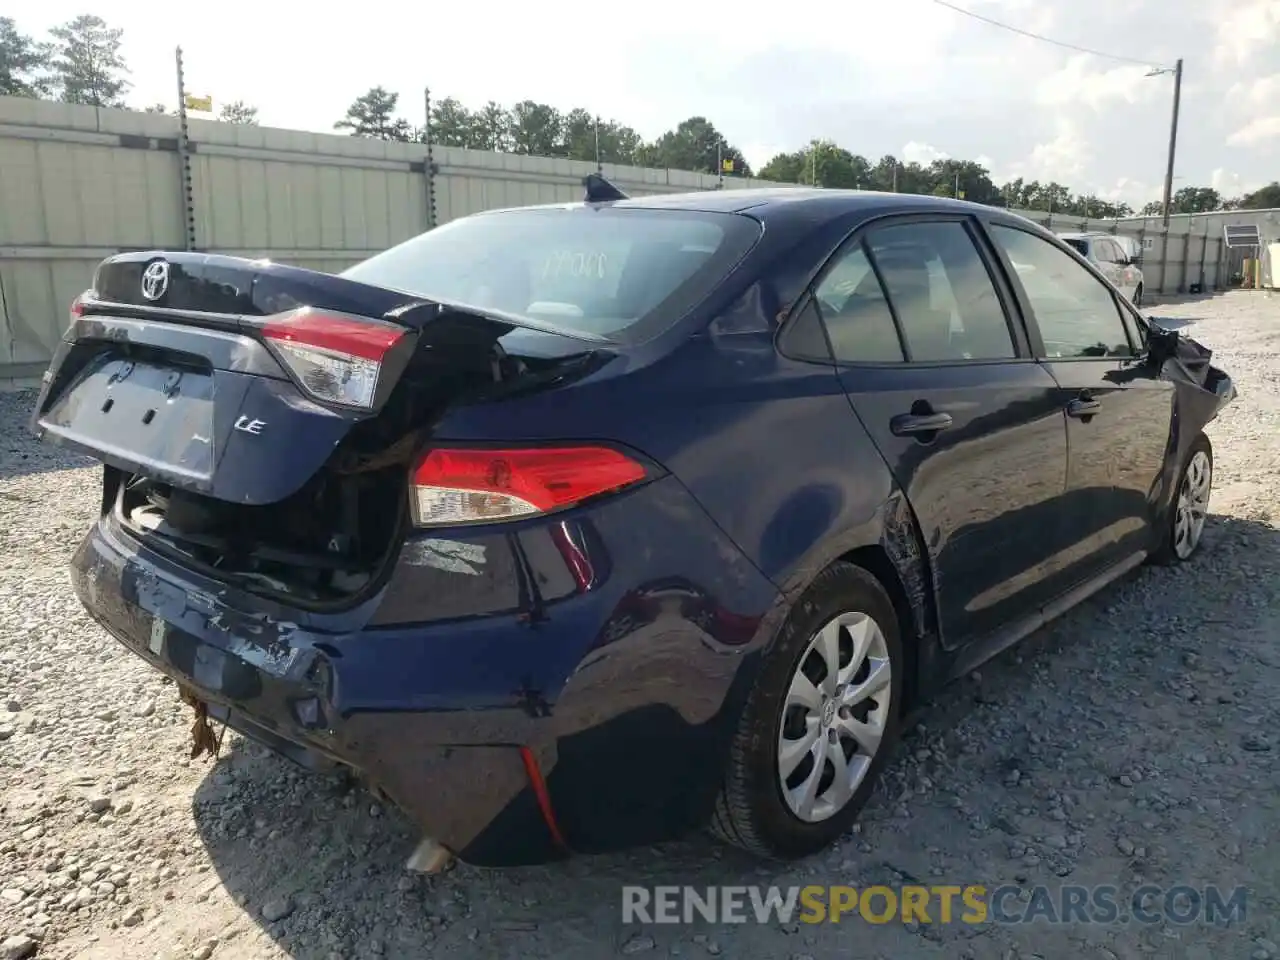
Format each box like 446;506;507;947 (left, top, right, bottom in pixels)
342;207;761;344
811;244;904;362
866;221;1015;362
1062;238;1089;257
990;225;1134;359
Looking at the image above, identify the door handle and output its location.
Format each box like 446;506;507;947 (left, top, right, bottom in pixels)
1067;398;1102;418
890;412;954;436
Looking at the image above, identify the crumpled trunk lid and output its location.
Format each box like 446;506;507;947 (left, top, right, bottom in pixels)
31;251;608;506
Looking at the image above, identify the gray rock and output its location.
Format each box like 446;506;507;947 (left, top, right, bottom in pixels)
0;936;36;960
262;896;295;922
622;934;657;954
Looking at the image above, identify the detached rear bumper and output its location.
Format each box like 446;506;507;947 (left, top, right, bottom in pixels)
69;475;784;864
71;517;565;866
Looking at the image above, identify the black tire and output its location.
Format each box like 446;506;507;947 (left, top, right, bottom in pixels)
709;562;904;859
1151;432;1213;566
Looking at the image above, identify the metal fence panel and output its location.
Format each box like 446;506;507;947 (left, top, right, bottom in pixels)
3;94;1277;383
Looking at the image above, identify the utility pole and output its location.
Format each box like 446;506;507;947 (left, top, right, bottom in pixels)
594;115;602;173
174;47;196;252
891;162;897;193
423;87;437;230
1160;58;1183;229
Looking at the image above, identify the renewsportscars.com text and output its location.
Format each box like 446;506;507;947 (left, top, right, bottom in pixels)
621;884;1247;926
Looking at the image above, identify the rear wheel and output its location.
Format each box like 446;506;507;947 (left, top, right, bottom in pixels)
1152;433;1213;564
710;562;904;859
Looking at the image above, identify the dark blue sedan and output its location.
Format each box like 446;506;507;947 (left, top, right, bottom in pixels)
31;183;1235;867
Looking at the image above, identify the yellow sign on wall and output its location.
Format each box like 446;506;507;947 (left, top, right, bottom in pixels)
184;94;213;112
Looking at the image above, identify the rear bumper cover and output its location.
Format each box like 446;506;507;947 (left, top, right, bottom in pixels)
70;476;783;865
72;517;561;865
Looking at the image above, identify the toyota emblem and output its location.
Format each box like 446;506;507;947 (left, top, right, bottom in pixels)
140;261;170;301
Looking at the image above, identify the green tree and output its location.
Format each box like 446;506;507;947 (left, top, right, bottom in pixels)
1169;186;1222;214
48;14;129;107
640;116;751;176
759;150;807;183
1239;182;1280;209
0;17;51;97
218;100;258;125
597;119;642;165
142;102;172;115
557;108;597;160
510;100;562;156
475;101;513;151
429;97;478;147
335;86;410;140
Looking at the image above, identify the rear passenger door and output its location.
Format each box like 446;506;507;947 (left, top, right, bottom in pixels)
809;216;1070;648
985;223;1174;586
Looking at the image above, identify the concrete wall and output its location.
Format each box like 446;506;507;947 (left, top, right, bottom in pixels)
3;94;1277;382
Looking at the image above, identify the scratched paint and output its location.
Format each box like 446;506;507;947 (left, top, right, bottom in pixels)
401;539;486;575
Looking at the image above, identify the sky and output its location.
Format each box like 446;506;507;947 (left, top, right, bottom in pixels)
16;0;1280;206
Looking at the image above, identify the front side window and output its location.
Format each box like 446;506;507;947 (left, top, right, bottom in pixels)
990;225;1134;359
342;207;761;344
865;221;1015;362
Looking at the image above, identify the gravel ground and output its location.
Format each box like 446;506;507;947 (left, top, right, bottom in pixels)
2;290;1279;960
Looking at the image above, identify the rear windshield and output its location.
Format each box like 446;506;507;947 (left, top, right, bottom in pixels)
342;206;761;344
1061;238;1089;256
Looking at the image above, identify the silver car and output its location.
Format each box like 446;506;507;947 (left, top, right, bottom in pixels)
1057;231;1145;307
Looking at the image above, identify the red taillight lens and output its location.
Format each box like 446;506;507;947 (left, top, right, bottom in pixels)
410;446;648;526
262;307;406;410
69;294;86;323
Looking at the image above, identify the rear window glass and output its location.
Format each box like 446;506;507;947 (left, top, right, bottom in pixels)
1061;238;1088;256
341;207;760;344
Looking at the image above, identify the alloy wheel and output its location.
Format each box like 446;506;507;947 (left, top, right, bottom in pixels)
777;611;892;823
1174;450;1211;559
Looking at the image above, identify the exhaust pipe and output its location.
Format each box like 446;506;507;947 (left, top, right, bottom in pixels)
405;836;455;874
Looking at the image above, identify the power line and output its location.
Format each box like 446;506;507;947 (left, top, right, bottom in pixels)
926;0;1171;70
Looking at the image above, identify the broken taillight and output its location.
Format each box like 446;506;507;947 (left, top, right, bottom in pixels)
262;307;406;410
409;446;648;527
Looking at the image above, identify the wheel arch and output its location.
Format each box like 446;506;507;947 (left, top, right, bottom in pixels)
832;492;940;713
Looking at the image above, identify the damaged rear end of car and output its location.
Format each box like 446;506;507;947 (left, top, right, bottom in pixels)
33;252;612;609
31;202;779;867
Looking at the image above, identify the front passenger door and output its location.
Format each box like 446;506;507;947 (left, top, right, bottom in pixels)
987;224;1174;588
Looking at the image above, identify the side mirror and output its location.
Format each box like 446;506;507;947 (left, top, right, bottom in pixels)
1146;322;1180;368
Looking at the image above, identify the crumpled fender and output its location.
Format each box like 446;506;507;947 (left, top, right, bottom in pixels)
1148;322;1236;427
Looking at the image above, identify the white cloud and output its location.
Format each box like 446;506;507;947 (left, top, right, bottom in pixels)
1035;56;1160;110
1226;73;1280;110
1211;168;1262;196
1007;119;1091;184
1227;116;1280;146
902;141;950;165
1214;0;1280;65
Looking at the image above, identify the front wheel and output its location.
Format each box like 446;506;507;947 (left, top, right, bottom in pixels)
709;562;904;859
1152;433;1213;565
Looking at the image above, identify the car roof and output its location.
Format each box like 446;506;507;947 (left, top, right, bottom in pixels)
477;187;1031;227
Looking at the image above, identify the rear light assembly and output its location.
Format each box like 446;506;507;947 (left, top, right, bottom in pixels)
69;293;87;323
410;446;648;527
262;306;407;410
